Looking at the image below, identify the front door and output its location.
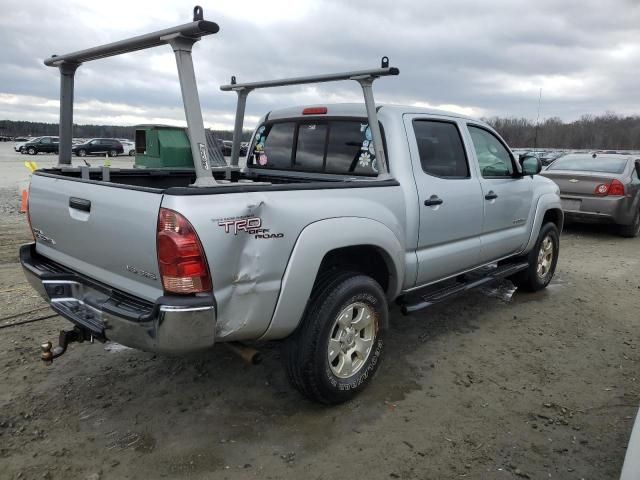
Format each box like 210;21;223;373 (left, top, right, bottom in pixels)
465;124;535;262
404;115;484;286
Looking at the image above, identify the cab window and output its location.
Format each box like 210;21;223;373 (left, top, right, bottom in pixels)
252;122;295;170
295;123;327;170
250;119;382;176
468;126;514;178
413;120;469;178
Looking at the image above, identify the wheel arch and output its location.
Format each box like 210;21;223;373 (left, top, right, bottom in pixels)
259;217;404;340
522;193;564;254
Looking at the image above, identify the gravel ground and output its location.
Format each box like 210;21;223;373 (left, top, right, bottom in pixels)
0;144;639;479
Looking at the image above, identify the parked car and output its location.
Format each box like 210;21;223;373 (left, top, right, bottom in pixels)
116;139;136;156
14;137;33;152
71;138;124;157
23;103;562;404
21;136;59;155
538;151;566;167
621;407;640;480
219;140;248;156
541;153;640;237
23;19;563;404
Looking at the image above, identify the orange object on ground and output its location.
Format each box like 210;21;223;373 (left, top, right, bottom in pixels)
19;189;28;213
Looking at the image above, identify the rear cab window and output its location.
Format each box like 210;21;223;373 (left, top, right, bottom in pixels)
249;119;384;176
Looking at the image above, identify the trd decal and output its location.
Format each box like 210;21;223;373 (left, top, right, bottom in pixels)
215;216;284;239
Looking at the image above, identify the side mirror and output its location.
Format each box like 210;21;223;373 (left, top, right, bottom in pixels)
520;155;542;176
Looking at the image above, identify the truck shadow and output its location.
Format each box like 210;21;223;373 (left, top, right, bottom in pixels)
23;282;551;474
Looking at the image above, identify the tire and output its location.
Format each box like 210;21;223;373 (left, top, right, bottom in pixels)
618;209;640;238
77;149;87;157
511;222;560;292
27;147;36;155
129;149;135;156
108;149;117;157
284;272;387;404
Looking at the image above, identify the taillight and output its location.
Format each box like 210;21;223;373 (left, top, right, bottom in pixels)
157;208;211;294
26;191;34;241
594;179;625;196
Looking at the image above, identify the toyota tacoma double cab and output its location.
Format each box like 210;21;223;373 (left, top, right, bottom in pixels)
21;8;563;404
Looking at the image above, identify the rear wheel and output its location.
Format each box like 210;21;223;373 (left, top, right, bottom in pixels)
511;222;559;292
618;209;640;238
284;272;387;404
108;149;117;157
128;149;135;156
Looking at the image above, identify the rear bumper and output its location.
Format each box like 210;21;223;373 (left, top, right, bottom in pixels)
562;195;635;225
20;244;216;354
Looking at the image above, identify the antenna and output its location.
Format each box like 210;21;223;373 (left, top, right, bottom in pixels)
533;87;542;152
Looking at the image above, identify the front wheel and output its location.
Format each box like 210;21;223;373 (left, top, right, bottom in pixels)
77;149;87;157
128;149;135;156
284;272;387;404
511;222;560;292
27;147;36;155
108;149;117;157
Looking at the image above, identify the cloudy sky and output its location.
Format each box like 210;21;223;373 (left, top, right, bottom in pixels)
1;0;639;130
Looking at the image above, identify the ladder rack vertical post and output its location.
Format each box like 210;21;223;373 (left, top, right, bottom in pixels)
164;33;217;186
57;62;79;166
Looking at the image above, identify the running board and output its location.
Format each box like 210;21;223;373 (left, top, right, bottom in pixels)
400;262;529;315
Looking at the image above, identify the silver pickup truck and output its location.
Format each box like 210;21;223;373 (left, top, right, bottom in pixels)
21;9;563;404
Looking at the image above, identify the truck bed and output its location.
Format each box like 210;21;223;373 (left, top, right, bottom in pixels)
35;167;393;194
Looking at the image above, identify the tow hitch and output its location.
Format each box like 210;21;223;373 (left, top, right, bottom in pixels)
40;327;93;364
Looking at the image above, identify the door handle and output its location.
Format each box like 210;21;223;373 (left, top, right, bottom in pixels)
424;196;444;207
69;197;91;212
484;191;498;200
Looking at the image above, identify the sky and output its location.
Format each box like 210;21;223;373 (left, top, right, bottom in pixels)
0;0;639;130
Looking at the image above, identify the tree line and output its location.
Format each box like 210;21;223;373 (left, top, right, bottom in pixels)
484;113;640;150
0;120;252;142
2;113;640;149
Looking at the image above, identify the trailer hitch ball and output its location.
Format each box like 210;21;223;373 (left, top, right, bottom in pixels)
39;328;85;364
41;341;54;364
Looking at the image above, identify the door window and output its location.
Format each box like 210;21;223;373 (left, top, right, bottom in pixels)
41;137;51;144
413;120;469;178
468;126;514;178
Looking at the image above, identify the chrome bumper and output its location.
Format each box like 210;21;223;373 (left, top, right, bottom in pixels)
20;244;216;354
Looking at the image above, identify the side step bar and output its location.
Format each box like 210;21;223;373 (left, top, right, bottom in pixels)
400;262;529;315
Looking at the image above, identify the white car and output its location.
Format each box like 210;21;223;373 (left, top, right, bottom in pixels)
621;407;640;479
14;137;33;152
116;138;136;156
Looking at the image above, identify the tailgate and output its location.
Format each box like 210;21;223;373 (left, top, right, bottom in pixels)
28;174;164;301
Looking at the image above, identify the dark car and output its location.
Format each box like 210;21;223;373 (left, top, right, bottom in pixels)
21;136;59;155
539;151;566;167
72;138;124;157
541;153;640;237
217;139;247;157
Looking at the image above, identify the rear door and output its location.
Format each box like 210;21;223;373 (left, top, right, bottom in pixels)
404;115;484;285
28;174;165;301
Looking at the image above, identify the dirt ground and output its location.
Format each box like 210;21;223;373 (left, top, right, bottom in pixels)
1;150;639;479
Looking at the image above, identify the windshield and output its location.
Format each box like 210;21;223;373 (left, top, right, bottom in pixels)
548;156;628;174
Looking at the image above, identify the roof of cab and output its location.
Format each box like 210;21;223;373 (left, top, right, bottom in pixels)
265;103;479;122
